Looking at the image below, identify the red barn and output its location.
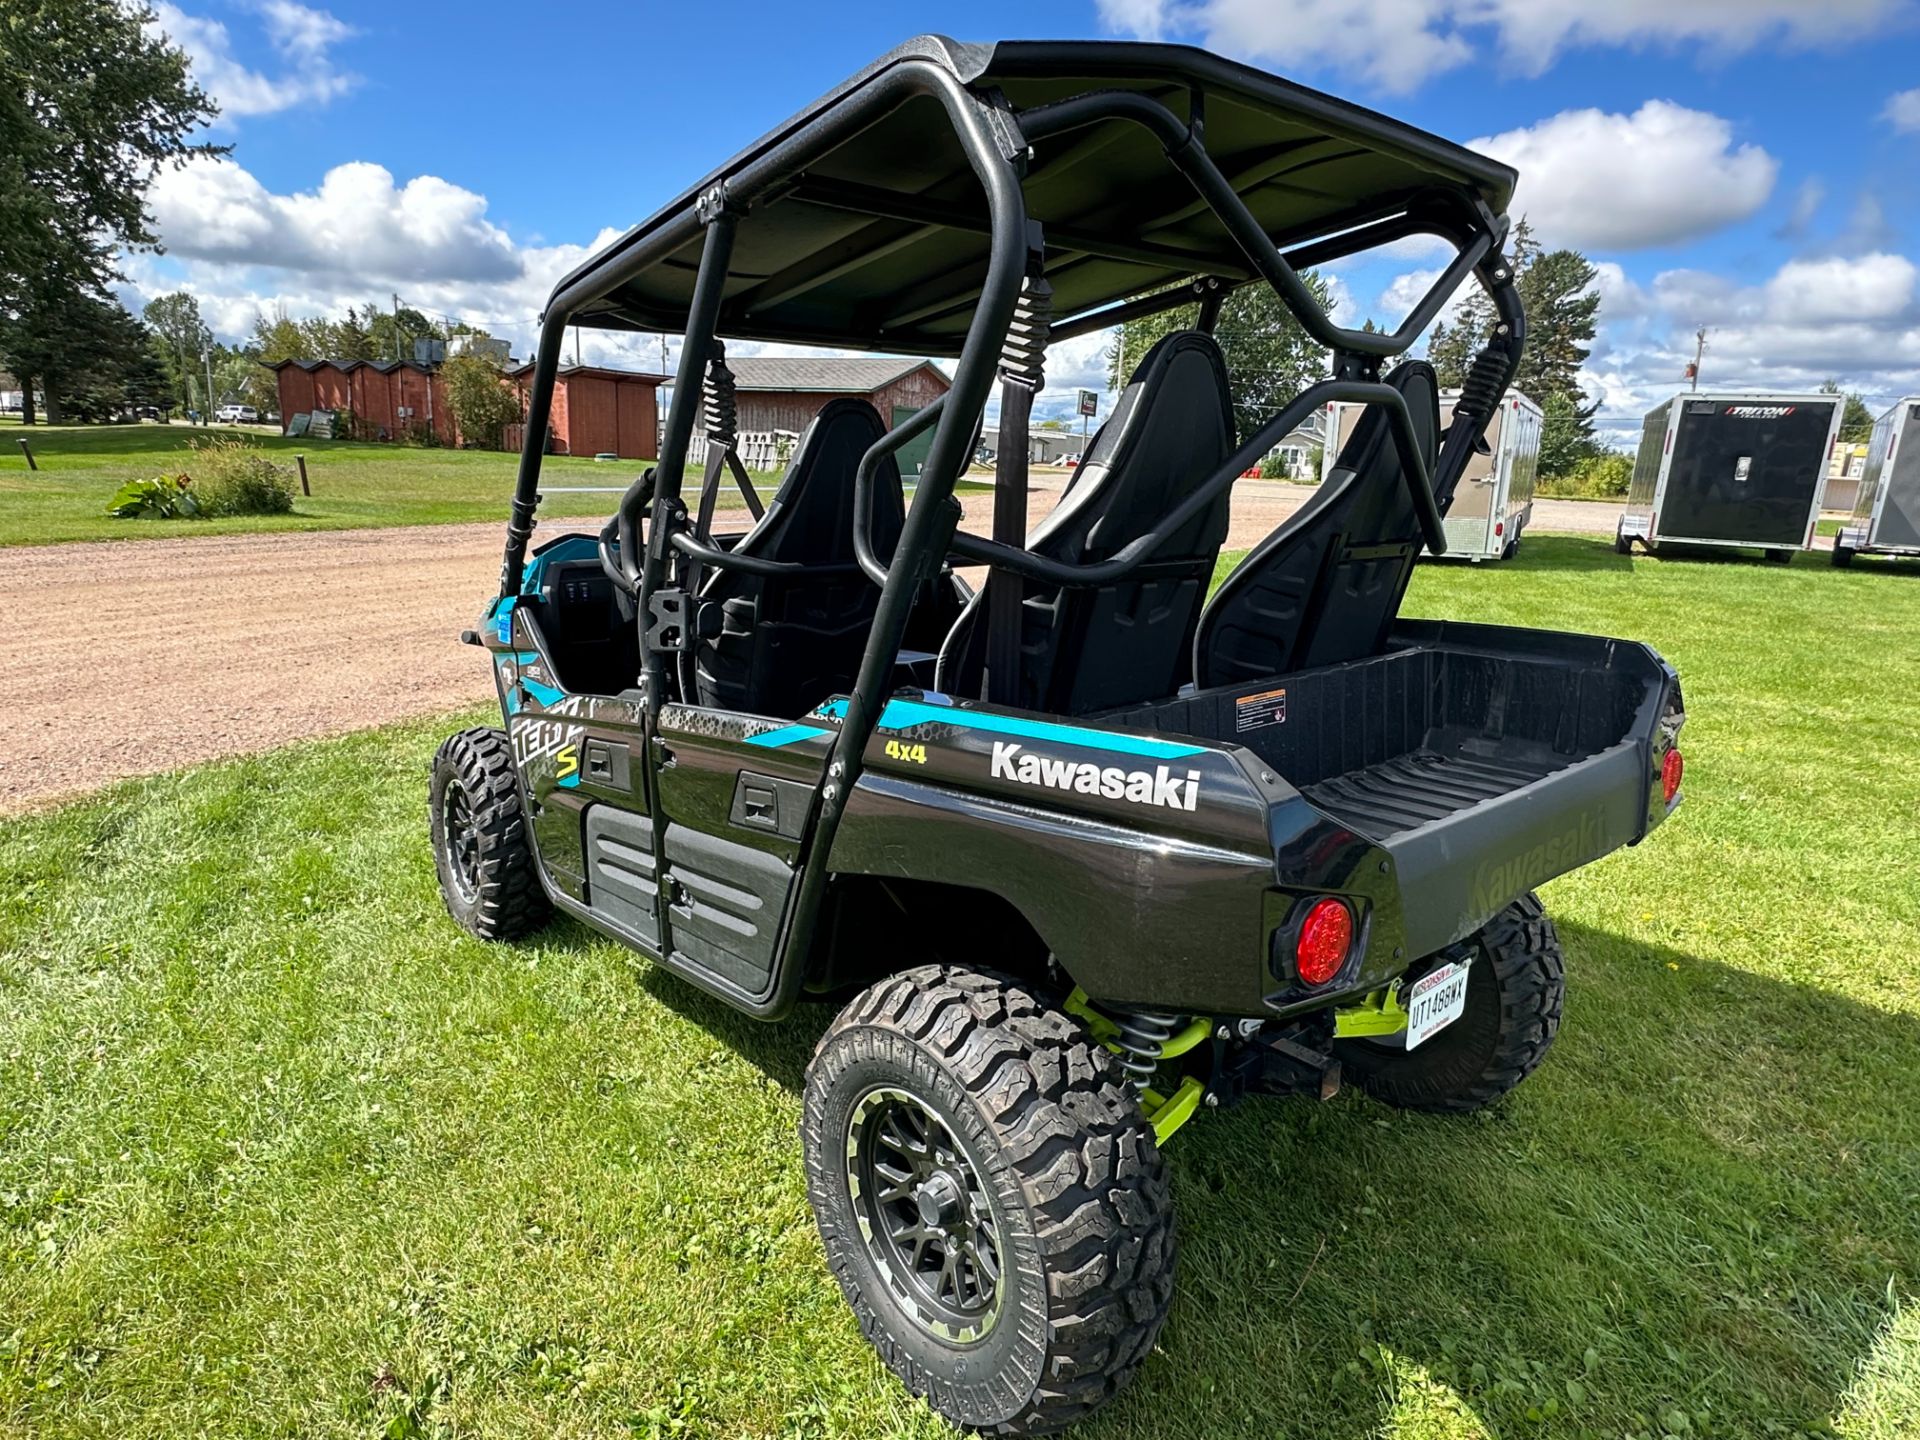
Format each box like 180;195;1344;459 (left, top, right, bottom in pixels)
271;359;456;444
506;363;669;460
722;356;951;435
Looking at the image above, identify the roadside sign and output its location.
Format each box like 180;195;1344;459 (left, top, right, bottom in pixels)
1077;388;1098;418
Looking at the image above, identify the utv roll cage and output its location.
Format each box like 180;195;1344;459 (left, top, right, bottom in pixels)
499;36;1525;1019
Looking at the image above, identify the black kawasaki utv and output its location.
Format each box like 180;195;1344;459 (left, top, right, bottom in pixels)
431;37;1686;1435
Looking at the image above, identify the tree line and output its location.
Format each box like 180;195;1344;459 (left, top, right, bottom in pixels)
0;0;217;421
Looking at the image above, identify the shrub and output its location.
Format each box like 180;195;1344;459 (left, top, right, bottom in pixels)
184;438;297;515
106;475;199;518
1538;450;1632;500
442;352;522;450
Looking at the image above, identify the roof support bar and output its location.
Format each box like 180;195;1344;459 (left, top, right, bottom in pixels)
1017;90;1491;360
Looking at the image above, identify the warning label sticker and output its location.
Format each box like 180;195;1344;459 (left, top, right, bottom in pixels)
1233;687;1287;732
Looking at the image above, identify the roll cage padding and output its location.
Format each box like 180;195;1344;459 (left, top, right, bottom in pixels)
937;331;1234;713
1195;360;1443;688
694;398;906;716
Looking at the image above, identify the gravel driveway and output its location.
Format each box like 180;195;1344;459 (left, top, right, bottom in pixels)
0;487;1624;813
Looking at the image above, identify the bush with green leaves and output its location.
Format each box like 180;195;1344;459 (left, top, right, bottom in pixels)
1538;450;1633;500
105;475;199;519
184;438;297;516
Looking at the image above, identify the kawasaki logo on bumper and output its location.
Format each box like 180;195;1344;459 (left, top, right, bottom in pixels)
990;742;1201;811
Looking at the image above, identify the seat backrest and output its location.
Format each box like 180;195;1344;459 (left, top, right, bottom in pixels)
693;398;903;715
1193;360;1441;689
938;331;1234;714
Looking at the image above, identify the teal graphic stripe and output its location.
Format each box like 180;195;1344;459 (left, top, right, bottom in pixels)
814;698;1205;760
519;675;566;707
746;723;834;749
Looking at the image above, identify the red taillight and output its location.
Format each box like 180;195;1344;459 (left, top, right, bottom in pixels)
1295;898;1354;986
1662;747;1684;804
1494;521;1505;536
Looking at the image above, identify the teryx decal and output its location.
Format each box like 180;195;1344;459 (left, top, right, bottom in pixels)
990;741;1200;812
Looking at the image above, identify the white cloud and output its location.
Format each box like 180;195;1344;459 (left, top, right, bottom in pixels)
1763;254;1917;326
148;2;356;119
1471;102;1777;250
1579;252;1920;441
1099;0;1909;92
1886;88;1920;133
151;158;526;286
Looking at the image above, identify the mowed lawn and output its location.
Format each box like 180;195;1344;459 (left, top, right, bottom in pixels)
0;420;777;547
2;537;1917;1439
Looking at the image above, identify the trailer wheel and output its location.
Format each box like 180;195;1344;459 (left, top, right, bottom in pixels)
1831;543;1856;568
430;727;552;941
1337;893;1564;1114
802;965;1174;1436
1765;548;1793;565
1614;524;1633;556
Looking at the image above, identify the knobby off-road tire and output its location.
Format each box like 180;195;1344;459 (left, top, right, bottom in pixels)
429;727;552;941
1337;893;1564;1114
802;965;1174;1435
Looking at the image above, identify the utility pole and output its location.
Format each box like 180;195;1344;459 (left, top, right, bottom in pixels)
202;344;214;424
392;292;402;360
1688;326;1708;391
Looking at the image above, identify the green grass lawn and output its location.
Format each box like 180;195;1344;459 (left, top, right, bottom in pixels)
0;420;988;548
3;536;1917;1438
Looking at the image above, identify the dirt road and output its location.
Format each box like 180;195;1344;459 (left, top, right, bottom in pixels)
0;487;1622;813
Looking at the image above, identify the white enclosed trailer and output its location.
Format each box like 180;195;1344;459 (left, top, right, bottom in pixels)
1321;388;1542;560
1834;398;1920;566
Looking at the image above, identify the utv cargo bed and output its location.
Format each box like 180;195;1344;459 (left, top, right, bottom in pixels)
1108;619;1680;957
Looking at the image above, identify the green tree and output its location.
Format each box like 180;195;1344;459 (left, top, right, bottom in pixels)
440;352;521;450
7;286;159;421
1821;380;1875;444
0;0;220;417
1537;391;1598;478
368;304;441;363
143;291;212;414
1428;219;1601;475
1107;274;1334;443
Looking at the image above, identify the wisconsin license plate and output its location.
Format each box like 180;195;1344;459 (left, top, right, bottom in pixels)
1405;959;1471;1050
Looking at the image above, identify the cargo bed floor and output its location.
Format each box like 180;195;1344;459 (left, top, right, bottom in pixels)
1304;747;1569;840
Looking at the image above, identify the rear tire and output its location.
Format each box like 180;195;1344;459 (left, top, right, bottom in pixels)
1766;548;1793;565
1337;893;1564;1114
1832;543;1856;568
1614;524;1633;556
430;727;552;941
802;965;1174;1435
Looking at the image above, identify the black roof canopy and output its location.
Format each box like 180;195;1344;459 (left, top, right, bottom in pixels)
558;37;1517;355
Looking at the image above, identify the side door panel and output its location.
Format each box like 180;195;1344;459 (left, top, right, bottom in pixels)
649;704;827;995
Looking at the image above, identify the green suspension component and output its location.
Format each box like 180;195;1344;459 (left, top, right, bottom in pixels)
1333;979;1409;1039
1063;988;1210;1144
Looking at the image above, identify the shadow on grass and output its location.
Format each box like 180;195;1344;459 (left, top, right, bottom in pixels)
1422;533;1635;575
597;914;1916;1439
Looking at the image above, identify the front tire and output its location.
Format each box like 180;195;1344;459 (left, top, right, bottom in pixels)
1337;894;1564;1114
1832;543;1856;568
802;965;1174;1435
430;727;552;941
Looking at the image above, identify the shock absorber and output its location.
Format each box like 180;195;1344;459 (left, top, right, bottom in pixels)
701;355;738;454
1111;1009;1181;1093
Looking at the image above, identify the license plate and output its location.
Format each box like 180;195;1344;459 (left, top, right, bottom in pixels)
1405;959;1471;1050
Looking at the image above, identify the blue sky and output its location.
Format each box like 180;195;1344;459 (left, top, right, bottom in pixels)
128;0;1920;438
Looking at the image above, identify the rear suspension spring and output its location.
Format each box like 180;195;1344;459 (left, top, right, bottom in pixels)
701;354;738;450
1111;1009;1181;1093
